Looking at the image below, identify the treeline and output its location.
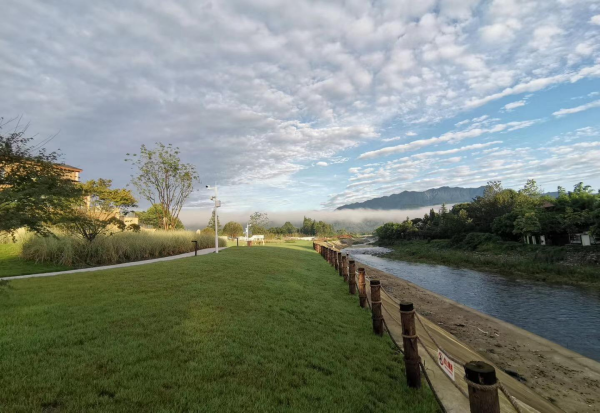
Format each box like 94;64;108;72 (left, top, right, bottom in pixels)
201;214;343;238
376;180;600;245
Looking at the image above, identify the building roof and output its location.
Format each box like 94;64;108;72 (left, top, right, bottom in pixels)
55;163;82;172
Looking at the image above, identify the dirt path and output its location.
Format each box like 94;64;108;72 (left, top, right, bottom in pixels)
356;260;600;413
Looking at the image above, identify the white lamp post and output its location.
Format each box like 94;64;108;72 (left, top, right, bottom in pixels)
245;223;252;241
206;184;221;253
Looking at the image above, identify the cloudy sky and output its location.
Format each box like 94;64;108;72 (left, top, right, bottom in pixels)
2;0;600;214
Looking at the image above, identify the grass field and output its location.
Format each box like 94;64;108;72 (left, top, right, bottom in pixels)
379;240;600;286
0;242;438;412
0;243;70;278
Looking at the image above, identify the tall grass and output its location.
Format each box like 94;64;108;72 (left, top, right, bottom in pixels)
22;231;226;267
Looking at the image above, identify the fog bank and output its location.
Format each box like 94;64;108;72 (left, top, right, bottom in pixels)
179;205;451;232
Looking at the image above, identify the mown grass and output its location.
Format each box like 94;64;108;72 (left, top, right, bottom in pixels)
379;240;600;286
21;231;226;268
0;242;438;413
0;243;70;278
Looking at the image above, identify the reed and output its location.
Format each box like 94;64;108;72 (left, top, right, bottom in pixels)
22;231;226;267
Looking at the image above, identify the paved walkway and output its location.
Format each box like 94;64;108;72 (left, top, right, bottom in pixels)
1;247;227;281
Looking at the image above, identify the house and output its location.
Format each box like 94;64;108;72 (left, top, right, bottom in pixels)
119;211;139;227
55;163;82;182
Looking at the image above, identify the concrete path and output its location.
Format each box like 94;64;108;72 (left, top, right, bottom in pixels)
1;247;227;281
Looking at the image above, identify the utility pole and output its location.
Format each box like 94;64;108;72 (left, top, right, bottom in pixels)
206;184;221;253
245;223;252;241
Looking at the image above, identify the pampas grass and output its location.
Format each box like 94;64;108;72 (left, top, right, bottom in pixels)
22;231;226;267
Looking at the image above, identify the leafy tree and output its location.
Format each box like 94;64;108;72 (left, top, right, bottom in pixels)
483;180;503;199
249;212;269;228
249;212;269;235
137;204;184;229
513;212;541;237
59;179;137;242
562;207;591;235
0;118;82;238
520;179;542;198
201;227;215;236
281;221;296;234
223;221;243;239
207;210;222;234
126;143;198;230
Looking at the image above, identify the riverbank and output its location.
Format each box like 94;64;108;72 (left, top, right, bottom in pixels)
0;243;438;412
350;258;600;413
377;239;600;286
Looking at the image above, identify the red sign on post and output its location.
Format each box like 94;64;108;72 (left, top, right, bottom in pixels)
438;349;455;381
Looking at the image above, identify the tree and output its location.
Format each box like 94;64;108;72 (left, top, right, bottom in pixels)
483;181;503;199
223;221;243;239
249;212;269;235
281;221;296;235
520;179;542;198
137;204;184;229
513;212;541;238
207;210;222;234
249;212;269;228
0;118;82;238
126;143;198;230
58;179;137;242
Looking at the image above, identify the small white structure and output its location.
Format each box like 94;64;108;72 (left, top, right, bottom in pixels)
569;232;597;247
240;235;265;245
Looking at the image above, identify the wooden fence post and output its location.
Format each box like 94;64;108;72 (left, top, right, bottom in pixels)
334;250;339;271
400;302;421;389
342;256;348;281
338;253;343;277
348;260;356;295
330;249;336;266
358;268;367;307
370;280;383;336
464;361;501;413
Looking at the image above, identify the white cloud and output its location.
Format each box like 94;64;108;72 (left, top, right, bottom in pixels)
1;0;599;210
553;100;600;117
358;120;537;159
316;161;328;167
530;25;564;50
591;15;600;25
502;100;526;111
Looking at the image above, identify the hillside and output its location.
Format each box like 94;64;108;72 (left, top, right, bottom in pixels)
336;186;485;210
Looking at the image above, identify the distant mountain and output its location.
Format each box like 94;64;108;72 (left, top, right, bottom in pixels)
336;186;486;210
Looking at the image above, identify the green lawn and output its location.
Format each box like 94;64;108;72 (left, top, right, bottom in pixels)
0;242;438;412
0;243;70;278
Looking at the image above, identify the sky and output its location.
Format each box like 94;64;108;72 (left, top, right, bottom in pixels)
2;0;600;217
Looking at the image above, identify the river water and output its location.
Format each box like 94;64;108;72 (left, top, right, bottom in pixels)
343;246;600;362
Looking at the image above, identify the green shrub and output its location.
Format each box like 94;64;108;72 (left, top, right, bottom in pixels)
458;232;502;250
21;231;226;267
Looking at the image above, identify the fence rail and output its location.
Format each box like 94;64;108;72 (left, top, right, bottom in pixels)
313;242;563;413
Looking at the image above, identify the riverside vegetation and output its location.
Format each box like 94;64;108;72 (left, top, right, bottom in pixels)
375;180;600;285
0;242;438;412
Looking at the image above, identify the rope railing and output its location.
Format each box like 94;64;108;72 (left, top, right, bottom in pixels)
313;242;527;413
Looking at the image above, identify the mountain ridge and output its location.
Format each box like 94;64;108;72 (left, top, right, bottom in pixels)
336;186;486;210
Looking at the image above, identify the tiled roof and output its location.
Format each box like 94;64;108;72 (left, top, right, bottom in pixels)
56;163;82;172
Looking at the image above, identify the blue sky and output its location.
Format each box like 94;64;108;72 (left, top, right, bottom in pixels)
1;0;599;213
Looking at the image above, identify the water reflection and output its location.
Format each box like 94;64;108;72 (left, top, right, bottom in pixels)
345;247;600;361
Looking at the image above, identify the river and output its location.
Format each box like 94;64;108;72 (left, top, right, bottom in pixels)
343;246;600;362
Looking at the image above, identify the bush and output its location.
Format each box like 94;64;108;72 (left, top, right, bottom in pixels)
458;232;502;250
21;231;226;267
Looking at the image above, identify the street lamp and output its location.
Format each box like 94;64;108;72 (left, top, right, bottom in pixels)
245;223;252;241
206;184;221;253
